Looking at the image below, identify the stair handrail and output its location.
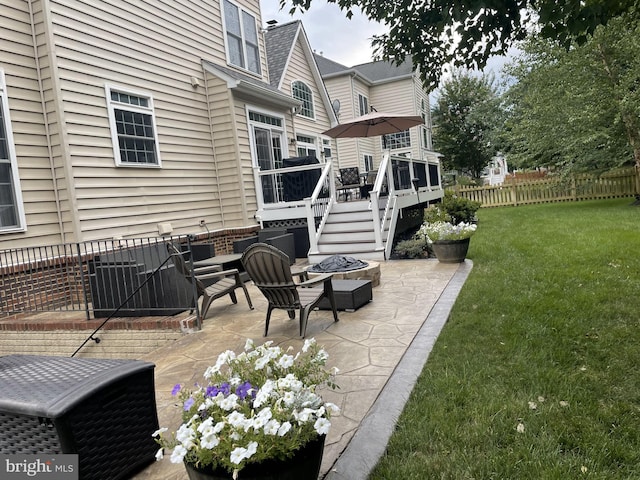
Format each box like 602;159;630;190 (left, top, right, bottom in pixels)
304;159;335;254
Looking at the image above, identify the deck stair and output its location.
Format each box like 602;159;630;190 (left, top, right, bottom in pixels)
308;199;388;263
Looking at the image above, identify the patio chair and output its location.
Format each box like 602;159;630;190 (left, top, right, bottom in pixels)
241;243;339;337
337;167;361;201
167;243;253;321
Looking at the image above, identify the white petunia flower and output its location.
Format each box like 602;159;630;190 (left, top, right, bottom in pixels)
230;446;248;465
314;417;331;435
152;427;168;437
302;338;316;352
277;421;292;436
277;354;295;369
263;419;280;435
155;448;164;461
219;393;239;411
170;445;188;463
325;402;341;415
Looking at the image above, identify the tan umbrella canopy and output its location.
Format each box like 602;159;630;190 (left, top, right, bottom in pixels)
322;111;424;138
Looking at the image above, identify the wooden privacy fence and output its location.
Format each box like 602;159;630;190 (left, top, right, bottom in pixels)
456;168;639;207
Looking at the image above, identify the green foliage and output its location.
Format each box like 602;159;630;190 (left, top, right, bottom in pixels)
371;199;640;479
392;238;430;259
280;0;638;90
437;190;481;224
503;15;640;173
432;72;504;179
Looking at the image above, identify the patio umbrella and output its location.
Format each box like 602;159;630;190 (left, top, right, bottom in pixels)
322;111;423;139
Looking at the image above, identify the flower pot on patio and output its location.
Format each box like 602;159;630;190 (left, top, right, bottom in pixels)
184;435;325;480
431;238;470;263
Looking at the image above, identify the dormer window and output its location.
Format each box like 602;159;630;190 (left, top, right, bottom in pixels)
223;0;260;75
292;81;314;118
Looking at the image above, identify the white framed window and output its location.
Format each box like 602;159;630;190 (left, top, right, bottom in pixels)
358;94;369;116
383;130;411;150
0;71;26;232
363;154;374;172
322;138;332;159
292;81;314;118
106;85;161;167
248;108;285;204
222;0;261;75
296;134;317;158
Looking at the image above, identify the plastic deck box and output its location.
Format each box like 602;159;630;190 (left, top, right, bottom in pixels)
317;279;373;311
0;355;159;480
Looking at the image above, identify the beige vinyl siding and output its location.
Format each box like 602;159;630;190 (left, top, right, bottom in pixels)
0;0;67;248
46;0;239;240
322;76;356;169
205;73;254;228
282;39;332;134
371;78;422;159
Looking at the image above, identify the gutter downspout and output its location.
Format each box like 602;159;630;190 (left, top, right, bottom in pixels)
28;0;65;243
202;68;225;225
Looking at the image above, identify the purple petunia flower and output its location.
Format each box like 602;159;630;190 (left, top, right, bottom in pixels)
219;382;231;395
183;397;195;411
171;384;181;396
235;381;254;400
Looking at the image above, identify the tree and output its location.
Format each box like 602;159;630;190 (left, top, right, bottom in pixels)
279;0;638;90
431;72;502;180
502;15;640;173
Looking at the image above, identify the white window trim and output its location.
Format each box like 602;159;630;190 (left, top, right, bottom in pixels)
105;84;161;168
363;153;374;172
358;93;369;116
291;80;315;120
221;0;261;77
321;137;332;159
295;132;318;157
0;70;26;233
246;105;286;169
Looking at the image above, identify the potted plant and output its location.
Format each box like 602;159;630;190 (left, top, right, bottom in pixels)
153;338;339;480
417;221;477;263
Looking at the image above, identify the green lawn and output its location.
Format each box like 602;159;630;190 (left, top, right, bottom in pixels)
370;198;640;480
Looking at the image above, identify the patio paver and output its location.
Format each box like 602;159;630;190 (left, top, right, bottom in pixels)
132;259;470;479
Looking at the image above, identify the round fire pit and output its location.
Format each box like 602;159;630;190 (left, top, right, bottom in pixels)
307;255;381;287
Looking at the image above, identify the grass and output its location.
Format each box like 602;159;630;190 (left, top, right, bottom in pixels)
370;198;640;480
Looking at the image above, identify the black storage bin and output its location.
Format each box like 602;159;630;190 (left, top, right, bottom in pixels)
317;280;373;311
0;355;159;480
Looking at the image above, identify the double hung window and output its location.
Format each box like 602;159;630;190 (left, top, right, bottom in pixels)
358;94;368;116
223;0;261;75
0;71;25;231
106;86;160;166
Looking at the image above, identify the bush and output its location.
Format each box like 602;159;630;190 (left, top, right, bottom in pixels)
393;238;431;259
430;191;481;224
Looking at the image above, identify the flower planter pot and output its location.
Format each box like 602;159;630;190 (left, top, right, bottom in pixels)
431;238;470;263
184;435;325;480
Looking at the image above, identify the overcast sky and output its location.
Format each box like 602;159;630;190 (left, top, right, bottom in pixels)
259;0;515;94
260;0;387;67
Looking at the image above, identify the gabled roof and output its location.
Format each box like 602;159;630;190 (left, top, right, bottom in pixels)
264;20;338;125
264;21;300;89
314;53;415;85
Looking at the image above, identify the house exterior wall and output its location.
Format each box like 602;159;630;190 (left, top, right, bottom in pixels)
1;0;270;250
280;33;332;157
1;0;68;247
319;60;436;172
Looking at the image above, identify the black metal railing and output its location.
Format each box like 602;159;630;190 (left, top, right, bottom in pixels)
0;235;205;319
